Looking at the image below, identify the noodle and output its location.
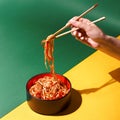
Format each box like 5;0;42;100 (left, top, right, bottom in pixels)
41;34;55;74
29;76;70;100
29;34;70;100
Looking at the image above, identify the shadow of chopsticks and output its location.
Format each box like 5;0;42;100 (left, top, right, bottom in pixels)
78;79;116;94
77;67;120;94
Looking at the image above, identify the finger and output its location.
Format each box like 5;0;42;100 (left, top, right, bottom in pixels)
87;38;99;48
66;16;79;26
72;30;83;40
69;19;81;28
69;18;93;31
71;27;82;36
76;36;99;48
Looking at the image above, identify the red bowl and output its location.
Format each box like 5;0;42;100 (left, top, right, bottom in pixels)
26;73;71;115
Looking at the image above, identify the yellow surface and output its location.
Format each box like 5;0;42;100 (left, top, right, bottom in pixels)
1;36;120;120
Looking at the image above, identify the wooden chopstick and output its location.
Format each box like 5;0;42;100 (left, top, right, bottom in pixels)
53;3;98;36
55;16;106;38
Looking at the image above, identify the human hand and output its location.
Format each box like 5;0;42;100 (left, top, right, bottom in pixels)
67;17;105;48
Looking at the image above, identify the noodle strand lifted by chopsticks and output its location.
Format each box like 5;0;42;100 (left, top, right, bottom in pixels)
41;4;100;74
41;34;55;74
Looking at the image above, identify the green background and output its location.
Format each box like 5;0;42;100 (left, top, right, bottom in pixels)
0;0;120;117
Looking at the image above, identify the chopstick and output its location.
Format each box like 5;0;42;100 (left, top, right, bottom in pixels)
55;16;106;38
53;3;98;36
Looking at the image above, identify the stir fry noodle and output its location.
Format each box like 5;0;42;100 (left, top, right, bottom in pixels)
41;34;55;74
29;76;70;100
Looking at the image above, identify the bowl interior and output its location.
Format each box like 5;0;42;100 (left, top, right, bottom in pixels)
26;73;71;100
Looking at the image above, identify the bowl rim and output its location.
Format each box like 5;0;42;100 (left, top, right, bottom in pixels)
26;72;72;101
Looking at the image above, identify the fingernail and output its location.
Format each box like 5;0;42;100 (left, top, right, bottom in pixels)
80;36;84;40
72;31;77;36
78;33;81;37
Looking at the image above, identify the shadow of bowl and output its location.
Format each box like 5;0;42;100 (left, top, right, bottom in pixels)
55;88;82;115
